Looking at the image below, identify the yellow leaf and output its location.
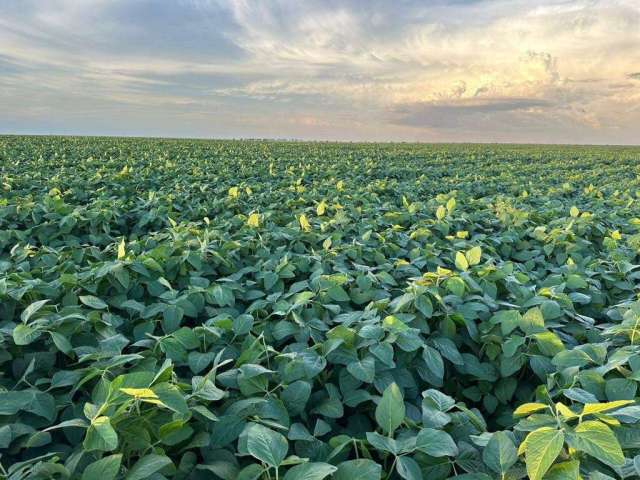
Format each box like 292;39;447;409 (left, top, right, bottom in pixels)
336;180;344;191
456;230;468;239
611;230;622;240
436;205;446;220
228;186;239;199
570;206;579;217
455;251;469;271
247;213;260;228
581;400;633;416
120;388;158;399
117;238;126;260
299;214;311;232
595;414;620;426
436;266;452;276
514;402;549;417
317;200;327;216
555;403;577;420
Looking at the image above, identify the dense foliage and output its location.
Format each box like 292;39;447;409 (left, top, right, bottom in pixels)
1;136;640;480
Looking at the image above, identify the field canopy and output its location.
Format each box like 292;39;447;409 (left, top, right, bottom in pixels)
1;136;640;479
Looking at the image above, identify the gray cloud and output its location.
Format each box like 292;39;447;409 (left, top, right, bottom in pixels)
392;98;551;128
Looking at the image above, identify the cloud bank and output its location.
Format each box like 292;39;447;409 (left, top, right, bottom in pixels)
1;0;639;143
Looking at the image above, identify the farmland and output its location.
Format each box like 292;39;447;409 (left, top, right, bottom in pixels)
1;135;640;479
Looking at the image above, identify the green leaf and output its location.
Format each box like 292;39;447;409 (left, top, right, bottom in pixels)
282;462;337;480
333;459;382;480
520;427;564;480
50;331;73;355
327;285;350;302
415;428;458;457
281;381;312;416
152;382;189;414
79;295;108;310
21;299;49;323
415;294;433;317
491;310;521;336
125;454;173;480
246;423;289;468
162;304;184;333
396;456;422;480
13;323;41;345
82;454;122;480
83;416;118;452
347;356;376;383
212;285;235;307
422;345;444;382
570;420;624;466
483;431;517;475
446;277;465;297
375;382;405;435
238;464;265;480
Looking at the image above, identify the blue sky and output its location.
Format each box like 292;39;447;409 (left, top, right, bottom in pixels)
1;0;639;143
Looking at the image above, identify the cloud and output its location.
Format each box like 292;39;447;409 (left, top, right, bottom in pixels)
392;98;551;128
0;0;639;142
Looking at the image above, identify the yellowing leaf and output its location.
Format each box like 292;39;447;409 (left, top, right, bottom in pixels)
573;420;624;466
570;206;579;217
436;205;446;220
117;238;126;260
581;400;633;416
228;186;239;199
466;246;482;266
611;230;622;240
513;402;549;417
446;197;456;213
247;213;260;228
520;307;545;334
336;180;344;191
521;427;564;480
299;214;311;232
456;230;468;239
544;460;580;480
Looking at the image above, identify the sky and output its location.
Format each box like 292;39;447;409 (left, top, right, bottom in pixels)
1;0;639;144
